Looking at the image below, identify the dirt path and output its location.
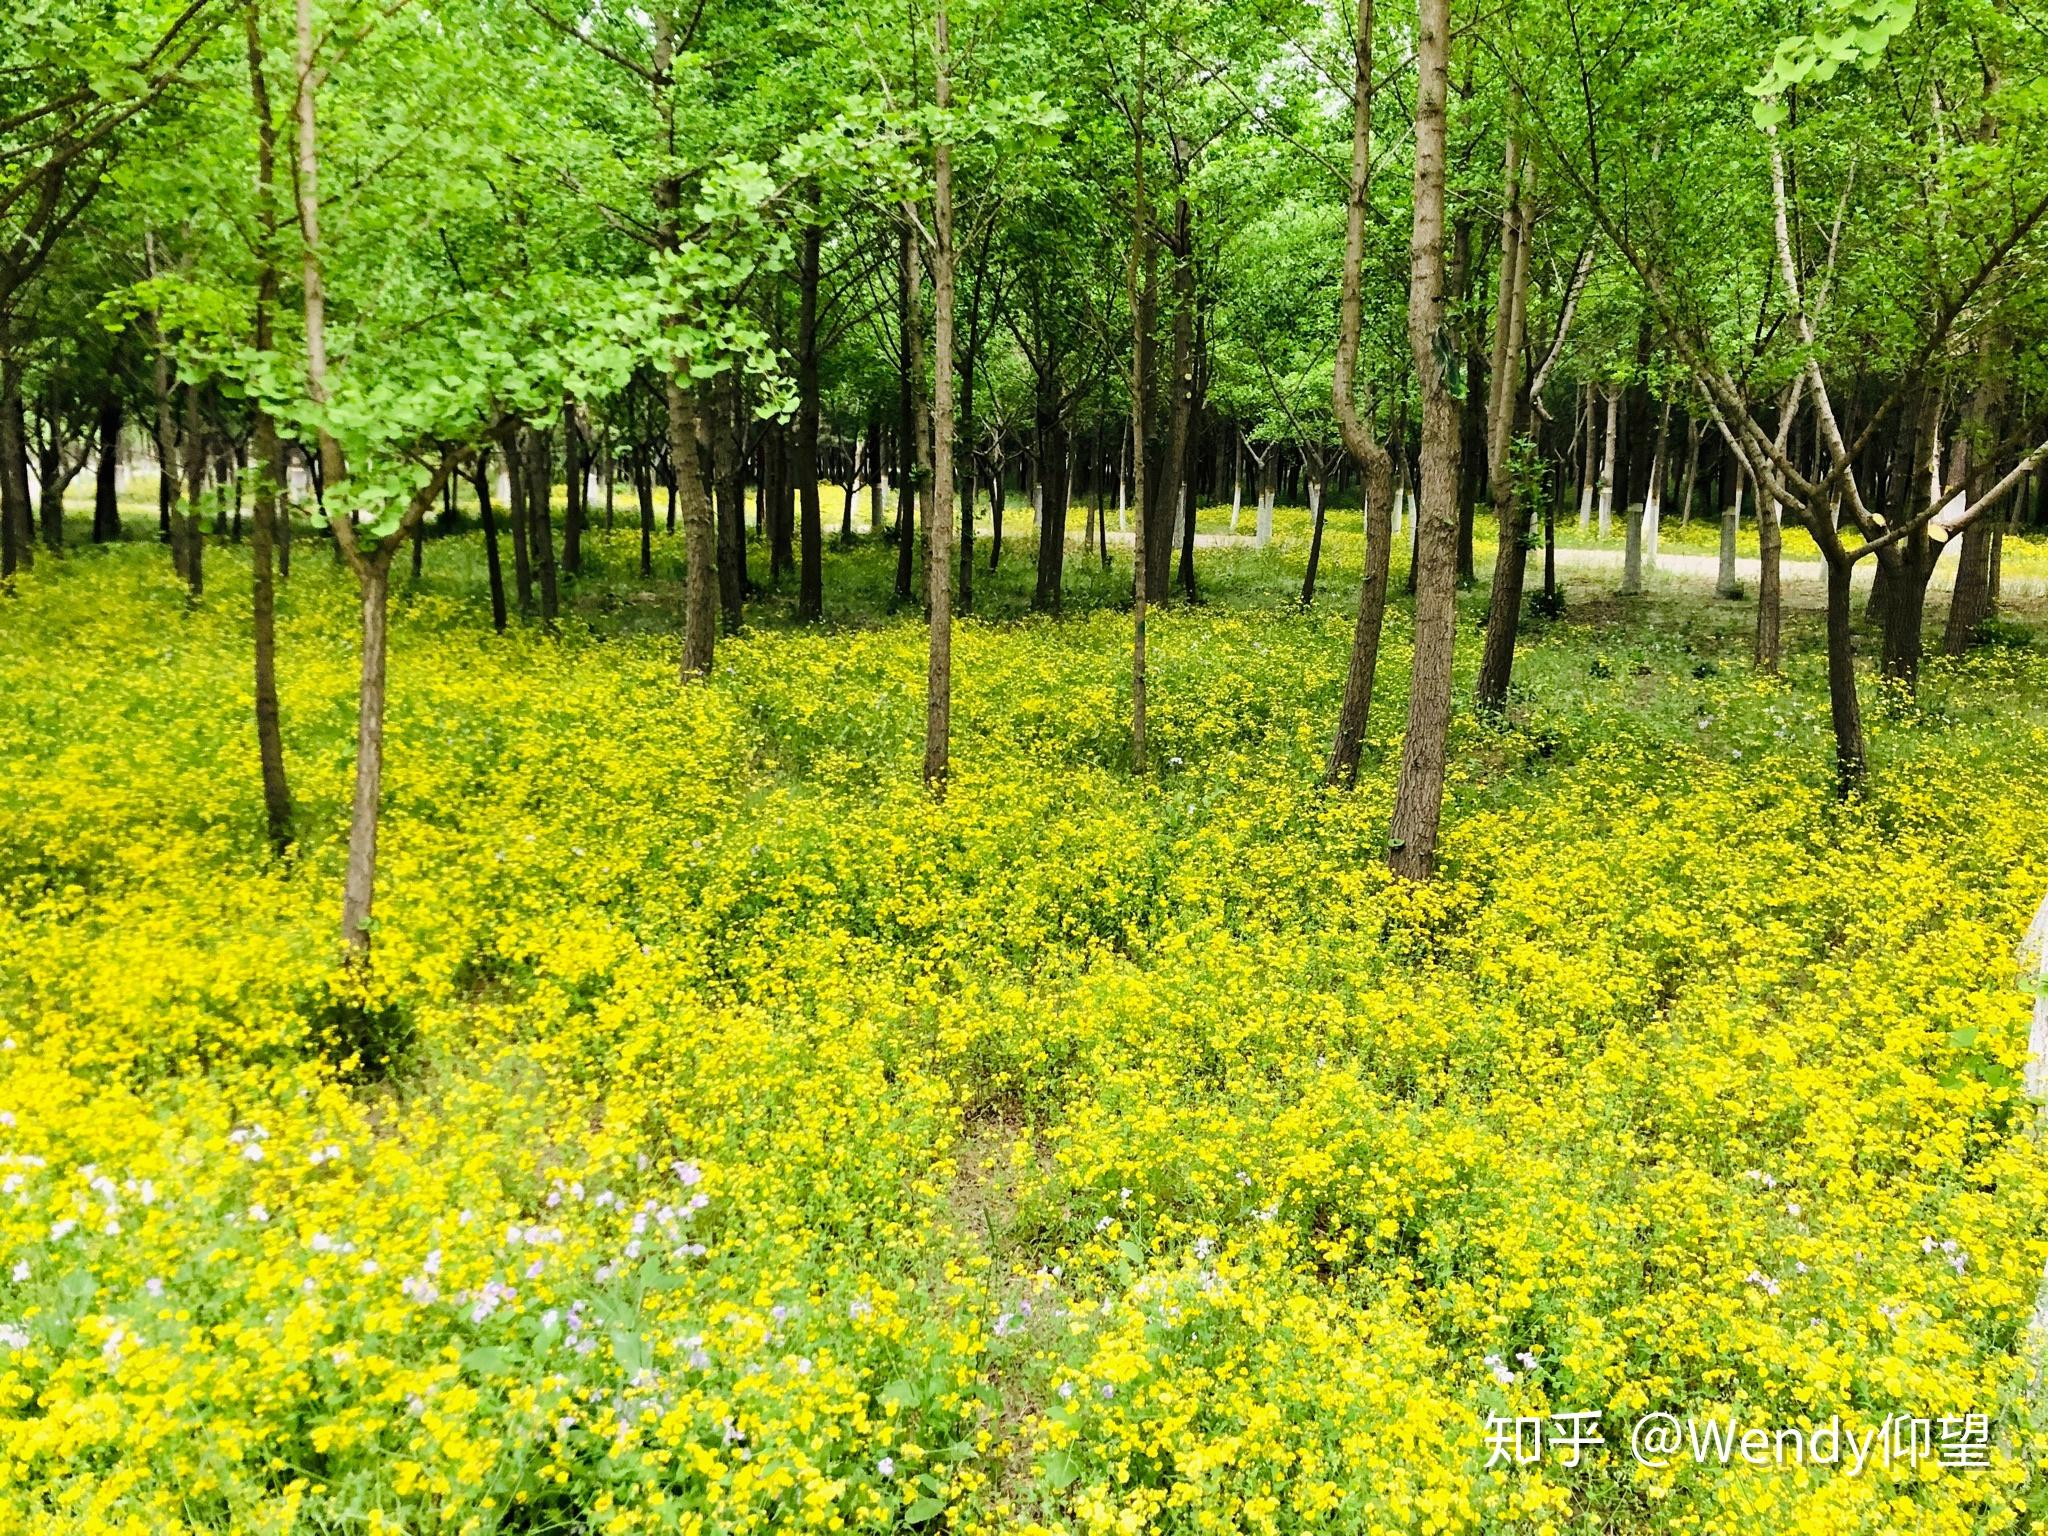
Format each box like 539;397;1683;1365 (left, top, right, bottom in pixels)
1082;527;2048;598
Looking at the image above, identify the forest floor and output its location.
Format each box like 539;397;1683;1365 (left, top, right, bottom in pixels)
5;514;2048;1532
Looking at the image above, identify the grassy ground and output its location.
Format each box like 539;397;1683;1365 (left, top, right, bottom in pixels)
4;515;2048;1533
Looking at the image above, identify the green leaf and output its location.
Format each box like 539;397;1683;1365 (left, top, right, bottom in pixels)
882;1378;922;1410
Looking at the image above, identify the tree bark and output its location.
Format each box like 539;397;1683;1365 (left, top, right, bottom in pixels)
1;347;34;575
246;3;292;852
1387;0;1458;881
251;406;293;853
797;220;823;622
713;371;745;628
1030;378;1068;612
1823;551;1866;792
526;424;559;625
94;392;122;542
179;384;205;599
473;452;508;632
561;399;584;576
665;378;718;676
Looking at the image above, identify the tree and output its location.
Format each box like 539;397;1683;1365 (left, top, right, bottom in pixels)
1386;0;1458;879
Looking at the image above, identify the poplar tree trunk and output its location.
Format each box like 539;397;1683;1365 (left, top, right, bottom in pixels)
1387;0;1458;881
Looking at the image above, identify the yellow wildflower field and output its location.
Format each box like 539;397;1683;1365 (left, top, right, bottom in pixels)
2;539;2046;1535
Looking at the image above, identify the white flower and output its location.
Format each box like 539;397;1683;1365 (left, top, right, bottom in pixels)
50;1220;74;1241
9;1261;26;1282
0;1323;27;1348
877;1456;895;1478
672;1161;702;1187
248;1204;268;1223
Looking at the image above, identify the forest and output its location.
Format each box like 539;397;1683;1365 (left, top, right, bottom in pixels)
4;0;2048;1530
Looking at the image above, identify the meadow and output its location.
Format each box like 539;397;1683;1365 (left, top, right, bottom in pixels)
3;521;2047;1535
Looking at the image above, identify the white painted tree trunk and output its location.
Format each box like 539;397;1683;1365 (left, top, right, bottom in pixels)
1717;477;1743;598
1116;435;1128;531
1596;389;1619;538
1620;502;1645;594
1256;483;1274;549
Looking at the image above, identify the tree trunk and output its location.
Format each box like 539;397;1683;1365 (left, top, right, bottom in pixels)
561;400;584;576
1876;540;1936;691
94;393;122;542
1300;476;1327;603
1755;481;1783;671
1387;0;1457;881
1676;419;1700;529
797;221;824;622
665;378;718;675
1823;550;1866;793
867;416;885;535
895;221;921;606
1031;381;1068;613
0;348;34;575
341;563;390;950
713;372;745;628
473;454;508;632
505;429;533;613
251;405;293;853
1943;519;1996;653
1717;468;1743;598
180;385;205;599
1595;388;1618;537
526;425;559;625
